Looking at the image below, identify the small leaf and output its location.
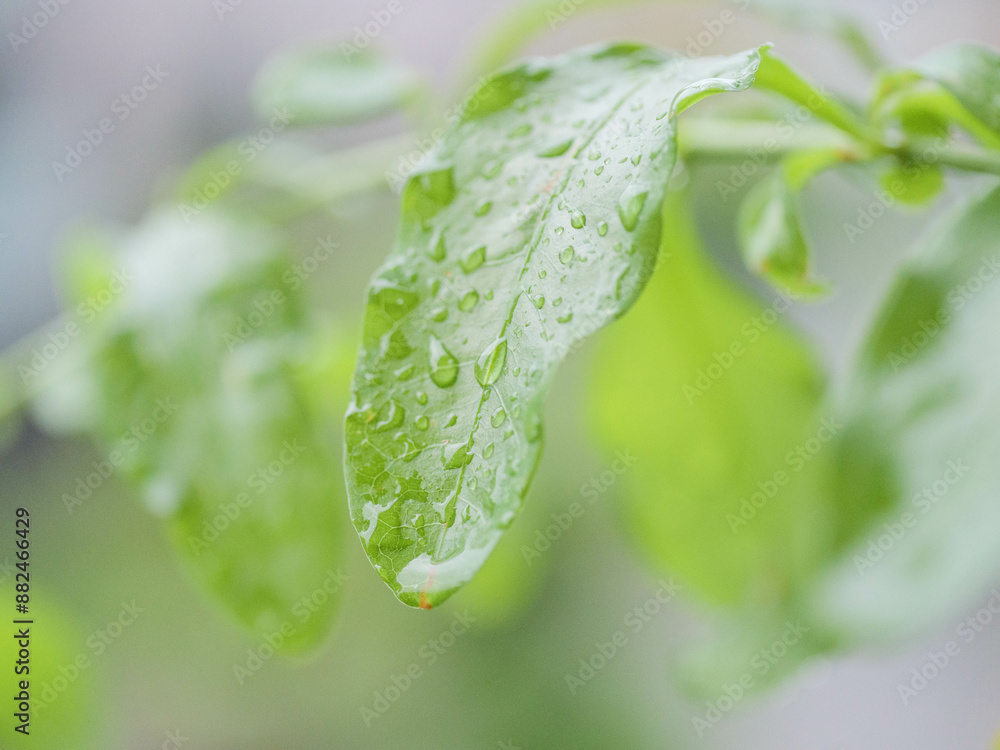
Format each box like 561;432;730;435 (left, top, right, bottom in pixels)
588;192;832;608
810;185;1000;642
345;43;768;608
739;168;829;297
253;47;424;126
912;43;1000;140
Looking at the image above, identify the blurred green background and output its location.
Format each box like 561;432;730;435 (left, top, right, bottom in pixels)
2;0;1000;748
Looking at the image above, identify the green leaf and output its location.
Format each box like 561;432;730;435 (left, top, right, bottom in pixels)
344;43;767;608
252;47;424;126
753;48;873;143
874;44;1000;150
588;191;832;607
738;165;830;297
809;185;1000;642
912;43;1000;141
54;212;347;652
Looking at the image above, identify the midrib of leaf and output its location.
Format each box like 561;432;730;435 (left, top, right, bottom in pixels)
438;73;673;552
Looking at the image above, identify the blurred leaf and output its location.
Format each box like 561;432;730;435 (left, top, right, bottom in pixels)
253;47;424;126
738;167;829;296
753;49;873;143
878;159;945;206
52;212;347;653
912;43;1000;140
874;44;1000;150
588;191;833;608
810;185;1000;643
345;43;767;608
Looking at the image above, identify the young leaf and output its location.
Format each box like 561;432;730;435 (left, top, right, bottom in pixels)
54;212;347;653
738;162;831;297
911;43;1000;140
873;45;1000;151
588;192;832;607
810;186;1000;642
253;47;424;126
344;43;768;608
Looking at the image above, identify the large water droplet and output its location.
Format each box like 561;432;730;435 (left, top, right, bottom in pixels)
460;246;486;274
538;137;574;158
483;442;495;459
570;210;586;229
442;441;474;469
475;337;508;387
559;246;575;264
429;232;447;262
491;407;507;428
458;290;480;312
597;221;609;237
374;399;405;432
428;335;459;388
617;187;648;231
405;166;456;221
416;415;430;431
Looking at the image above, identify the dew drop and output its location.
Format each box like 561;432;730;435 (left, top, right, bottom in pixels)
416;415;430;431
374;399;405;432
491;407;507;428
475;336;508;387
458;290;480;312
570;211;586;229
538;137;574;158
416;391;428;405
475;201;493;217
617;187;648;231
428;335;459;388
559;246;575;264
460;246;486;274
483;442;495;459
429;233;447;262
597;221;609;237
533;296;545;309
442;441;474;469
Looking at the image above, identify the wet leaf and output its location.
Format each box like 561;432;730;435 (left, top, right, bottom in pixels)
345;43;768;608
